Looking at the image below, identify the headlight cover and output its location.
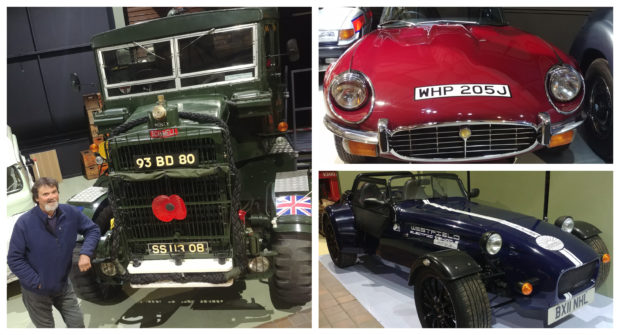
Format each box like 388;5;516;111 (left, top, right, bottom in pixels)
482;232;503;255
329;71;370;111
554;216;575;233
546;65;583;102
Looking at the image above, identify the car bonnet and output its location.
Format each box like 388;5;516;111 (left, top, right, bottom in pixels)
335;24;576;129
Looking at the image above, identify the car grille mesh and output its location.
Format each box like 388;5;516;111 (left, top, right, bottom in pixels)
109;173;231;255
388;123;537;159
557;261;597;297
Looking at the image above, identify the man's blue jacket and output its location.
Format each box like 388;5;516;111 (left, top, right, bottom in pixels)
8;204;101;295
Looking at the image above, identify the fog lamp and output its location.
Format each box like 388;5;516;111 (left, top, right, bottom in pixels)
345;140;378;157
549;130;574;148
100;262;117;276
248;256;270;273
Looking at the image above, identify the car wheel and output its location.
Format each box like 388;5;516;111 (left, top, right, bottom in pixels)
584;235;610;289
334;135;369;163
581;58;613;162
414;269;491;328
69;243;125;304
268;232;312;308
324;214;356;267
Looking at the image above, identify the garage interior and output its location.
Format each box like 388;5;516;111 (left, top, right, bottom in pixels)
319;171;613;328
6;7;311;328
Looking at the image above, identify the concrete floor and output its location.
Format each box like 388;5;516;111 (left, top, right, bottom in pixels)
316;89;605;164
6;176;311;328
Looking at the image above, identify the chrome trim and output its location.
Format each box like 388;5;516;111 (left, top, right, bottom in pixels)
544;64;586;115
538;112;551;146
325;70;376;125
323;116;378;144
377;118;389;153
550;116;584;135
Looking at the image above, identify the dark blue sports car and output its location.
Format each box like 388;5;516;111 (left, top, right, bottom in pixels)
323;172;610;327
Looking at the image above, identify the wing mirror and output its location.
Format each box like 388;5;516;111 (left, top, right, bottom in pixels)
469;188;480;198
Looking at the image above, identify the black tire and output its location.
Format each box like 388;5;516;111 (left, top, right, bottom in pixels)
581;58;613;162
323;214;356;268
94;205;113;235
584;235;610;290
414;269;491;328
69;243;124;304
269;233;312;308
334;135;368;163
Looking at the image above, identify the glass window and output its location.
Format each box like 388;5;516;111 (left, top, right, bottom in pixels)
101;41;173;85
7;165;24;195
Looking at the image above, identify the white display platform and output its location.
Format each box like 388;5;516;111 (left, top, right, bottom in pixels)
320;254;613;328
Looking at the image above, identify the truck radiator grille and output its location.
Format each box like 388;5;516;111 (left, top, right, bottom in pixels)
109;173;231;255
108;130;223;171
388;123;537;160
557;261;597;297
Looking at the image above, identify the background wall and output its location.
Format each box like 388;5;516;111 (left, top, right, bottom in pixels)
334;171;613;298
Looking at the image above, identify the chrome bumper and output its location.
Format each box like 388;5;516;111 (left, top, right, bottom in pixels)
324;112;583;162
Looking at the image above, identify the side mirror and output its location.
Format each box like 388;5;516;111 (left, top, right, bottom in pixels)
469;188;480;198
363;197;386;207
286;39;300;62
70;73;81;92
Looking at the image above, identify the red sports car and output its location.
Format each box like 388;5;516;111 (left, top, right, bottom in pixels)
323;7;585;163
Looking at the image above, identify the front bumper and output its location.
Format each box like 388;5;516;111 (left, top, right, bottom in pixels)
324;113;584;162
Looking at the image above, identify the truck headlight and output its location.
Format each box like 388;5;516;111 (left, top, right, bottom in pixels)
554;216;574;233
481;232;502;255
546;65;582;102
100;261;117;276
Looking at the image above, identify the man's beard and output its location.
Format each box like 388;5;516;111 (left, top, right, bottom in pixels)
44;201;58;213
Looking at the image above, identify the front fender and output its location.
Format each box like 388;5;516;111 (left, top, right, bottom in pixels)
325;204;359;253
67;186;109;220
408;249;482;285
274;215;311;234
571;220;602;240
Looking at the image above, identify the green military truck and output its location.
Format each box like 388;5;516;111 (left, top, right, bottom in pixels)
67;8;311;308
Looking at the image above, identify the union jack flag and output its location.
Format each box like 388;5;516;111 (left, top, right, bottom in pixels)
276;195;311;216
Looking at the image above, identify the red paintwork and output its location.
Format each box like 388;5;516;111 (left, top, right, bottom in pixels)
319;171;341;202
325;24;581;130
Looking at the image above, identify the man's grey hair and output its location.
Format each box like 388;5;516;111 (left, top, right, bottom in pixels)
31;177;59;203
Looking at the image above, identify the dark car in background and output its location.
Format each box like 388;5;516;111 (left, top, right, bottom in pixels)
570;8;613;162
323;172;610;327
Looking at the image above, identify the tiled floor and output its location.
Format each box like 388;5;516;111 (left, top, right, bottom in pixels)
318;236;382;328
257;308;311;328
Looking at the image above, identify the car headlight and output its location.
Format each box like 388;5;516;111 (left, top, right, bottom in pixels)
481;232;502;255
554;216;574;233
546;65;583;102
329;71;370;111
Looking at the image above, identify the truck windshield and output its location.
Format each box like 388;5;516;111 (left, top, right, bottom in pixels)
98;24;257;99
390;175;466;201
379;7;505;27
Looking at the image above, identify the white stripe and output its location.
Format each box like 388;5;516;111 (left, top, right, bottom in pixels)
564;292;572;301
422;200;584;267
560;249;583;267
423;200;540;238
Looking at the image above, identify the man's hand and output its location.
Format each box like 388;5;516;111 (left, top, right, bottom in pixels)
78;254;92;272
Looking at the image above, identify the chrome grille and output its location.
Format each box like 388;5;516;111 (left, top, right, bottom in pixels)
388;123;537;159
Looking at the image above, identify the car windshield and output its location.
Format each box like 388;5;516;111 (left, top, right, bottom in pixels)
379;7;506;27
390;175;466;201
98;24;256;99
